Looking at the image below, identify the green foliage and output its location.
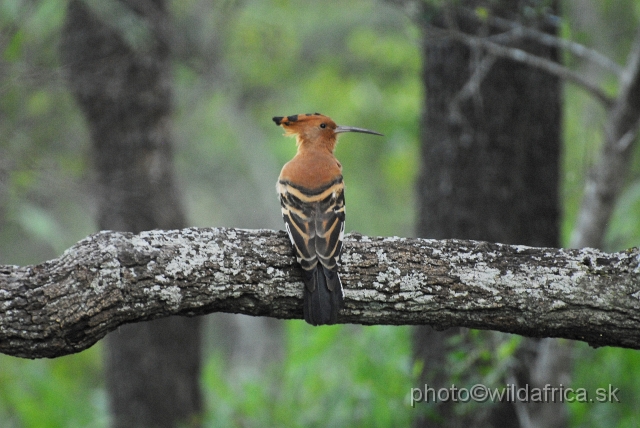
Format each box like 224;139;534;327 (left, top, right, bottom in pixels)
0;346;106;428
569;344;640;427
0;0;93;264
560;85;606;246
171;0;421;236
606;181;640;249
203;323;413;427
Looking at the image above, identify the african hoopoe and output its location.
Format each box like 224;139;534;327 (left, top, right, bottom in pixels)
273;113;383;325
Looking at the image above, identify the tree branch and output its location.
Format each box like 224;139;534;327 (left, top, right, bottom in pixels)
570;28;640;248
457;8;624;76
448;52;497;123
421;8;640;250
424;25;615;108
1;227;640;358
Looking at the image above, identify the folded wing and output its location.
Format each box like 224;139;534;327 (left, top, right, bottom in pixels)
278;177;345;325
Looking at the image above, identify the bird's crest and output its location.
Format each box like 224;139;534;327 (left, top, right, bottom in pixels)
272;113;382;149
272;112;324;126
272;113;335;139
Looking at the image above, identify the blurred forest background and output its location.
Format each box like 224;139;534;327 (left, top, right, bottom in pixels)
1;0;640;427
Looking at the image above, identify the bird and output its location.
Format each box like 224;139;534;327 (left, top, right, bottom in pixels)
273;113;383;325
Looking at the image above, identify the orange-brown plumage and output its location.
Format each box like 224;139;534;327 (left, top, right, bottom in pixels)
279;149;342;190
273;113;382;325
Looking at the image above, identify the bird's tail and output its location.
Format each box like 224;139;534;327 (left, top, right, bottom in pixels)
303;266;344;326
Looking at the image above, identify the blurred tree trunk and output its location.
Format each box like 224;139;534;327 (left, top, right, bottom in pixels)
60;1;202;427
414;1;568;427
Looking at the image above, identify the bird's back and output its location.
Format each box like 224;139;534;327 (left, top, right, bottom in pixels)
279;149;342;191
272;112;381;325
277;151;345;324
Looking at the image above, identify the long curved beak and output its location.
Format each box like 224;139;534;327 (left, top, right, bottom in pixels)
335;125;383;136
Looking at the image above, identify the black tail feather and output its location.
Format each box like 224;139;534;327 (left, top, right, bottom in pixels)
303;266;344;326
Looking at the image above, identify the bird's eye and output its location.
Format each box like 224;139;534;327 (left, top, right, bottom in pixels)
320;123;326;129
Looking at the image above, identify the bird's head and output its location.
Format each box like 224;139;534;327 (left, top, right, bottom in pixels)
272;113;382;152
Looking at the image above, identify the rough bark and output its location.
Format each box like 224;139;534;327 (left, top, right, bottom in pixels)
60;1;201;427
1;227;639;359
416;8;560;247
414;2;564;427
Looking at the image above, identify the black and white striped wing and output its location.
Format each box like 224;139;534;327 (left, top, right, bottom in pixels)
278;178;345;324
277;178;345;277
311;182;345;276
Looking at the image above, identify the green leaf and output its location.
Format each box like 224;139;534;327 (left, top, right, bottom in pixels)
3;30;23;62
475;6;489;20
